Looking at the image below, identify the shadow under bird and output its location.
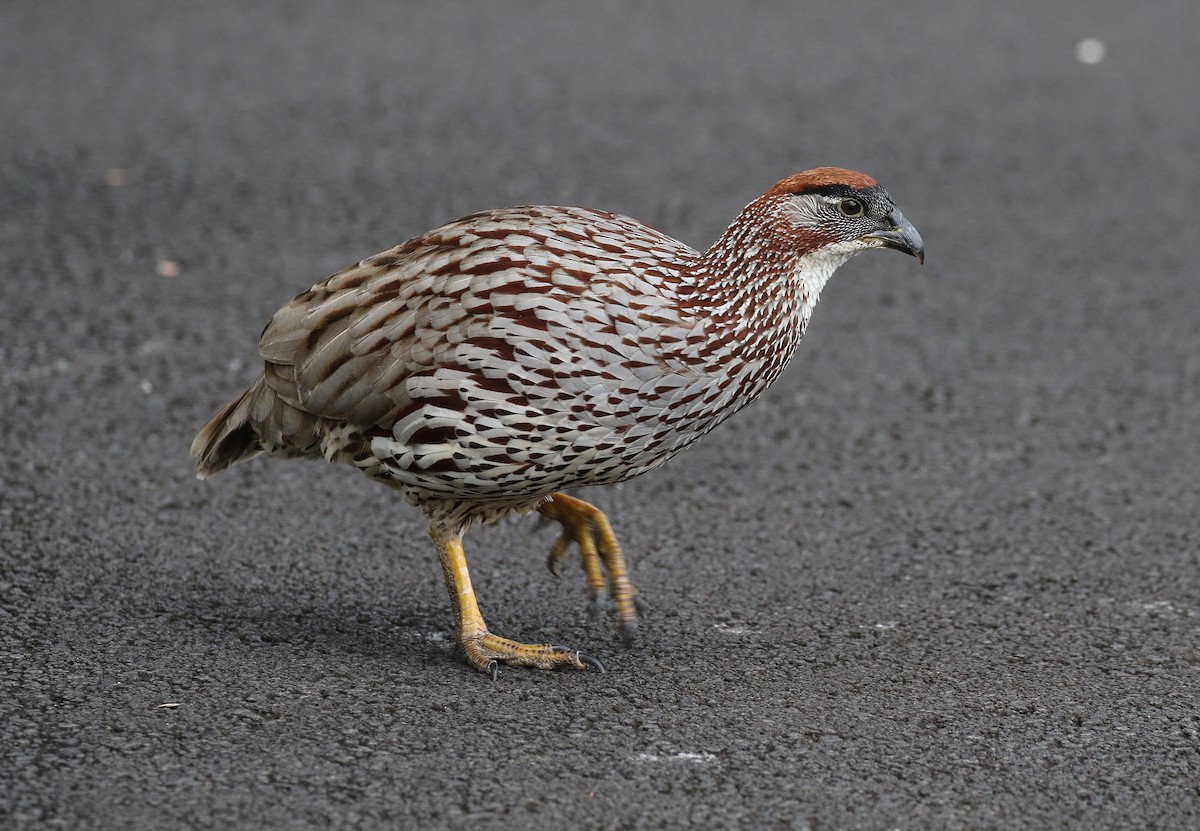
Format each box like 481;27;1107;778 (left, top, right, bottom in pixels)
192;167;924;678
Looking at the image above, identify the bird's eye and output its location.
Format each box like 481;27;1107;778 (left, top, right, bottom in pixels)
838;198;864;218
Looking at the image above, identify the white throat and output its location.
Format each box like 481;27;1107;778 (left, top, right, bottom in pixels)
794;239;865;322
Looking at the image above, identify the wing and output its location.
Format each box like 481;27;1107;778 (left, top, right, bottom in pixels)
254;205;716;493
258;207;601;428
258;233;459;428
258;206;688;419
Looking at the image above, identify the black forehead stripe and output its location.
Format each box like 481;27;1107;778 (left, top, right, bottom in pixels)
798;183;886;200
802;184;858;199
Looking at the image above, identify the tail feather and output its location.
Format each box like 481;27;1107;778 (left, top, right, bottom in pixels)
191;386;263;478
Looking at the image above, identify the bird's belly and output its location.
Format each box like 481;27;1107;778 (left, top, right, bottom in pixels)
357;359;772;507
364;412;669;501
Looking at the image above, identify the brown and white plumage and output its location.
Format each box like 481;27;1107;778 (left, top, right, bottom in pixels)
192;168;924;676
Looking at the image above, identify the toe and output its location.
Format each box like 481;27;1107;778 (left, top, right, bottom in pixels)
560;648;606;673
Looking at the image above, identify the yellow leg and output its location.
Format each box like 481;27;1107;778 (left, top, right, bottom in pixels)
538;492;640;643
429;525;604;677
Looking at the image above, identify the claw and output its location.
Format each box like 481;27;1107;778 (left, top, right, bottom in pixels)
576;652;606;673
487;659;499;681
546;534;571;577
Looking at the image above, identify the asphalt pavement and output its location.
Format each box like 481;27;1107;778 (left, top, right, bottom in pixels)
3;2;1199;828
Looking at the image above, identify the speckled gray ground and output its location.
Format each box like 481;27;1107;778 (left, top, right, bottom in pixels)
3;2;1199;829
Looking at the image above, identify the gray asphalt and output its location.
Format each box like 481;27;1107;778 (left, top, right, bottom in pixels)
3;2;1199;828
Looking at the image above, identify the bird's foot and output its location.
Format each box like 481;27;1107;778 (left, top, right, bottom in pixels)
430;527;606;679
538;492;640;644
461;631;605;679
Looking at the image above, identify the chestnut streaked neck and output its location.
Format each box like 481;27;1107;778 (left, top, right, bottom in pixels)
689;167;882;316
688;201;818;321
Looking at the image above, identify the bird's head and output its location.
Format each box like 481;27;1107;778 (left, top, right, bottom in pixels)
762;167;925;265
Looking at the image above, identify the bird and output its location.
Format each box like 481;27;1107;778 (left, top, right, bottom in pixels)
192;167;924;678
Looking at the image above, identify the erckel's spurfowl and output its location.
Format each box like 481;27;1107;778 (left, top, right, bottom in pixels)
192;167;924;677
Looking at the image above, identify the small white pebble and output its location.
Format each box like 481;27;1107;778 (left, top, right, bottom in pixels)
141;380;154;394
635;752;717;764
156;259;181;278
1075;38;1106;64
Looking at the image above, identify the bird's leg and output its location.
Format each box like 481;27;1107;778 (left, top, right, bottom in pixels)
538;492;639;643
428;525;604;677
